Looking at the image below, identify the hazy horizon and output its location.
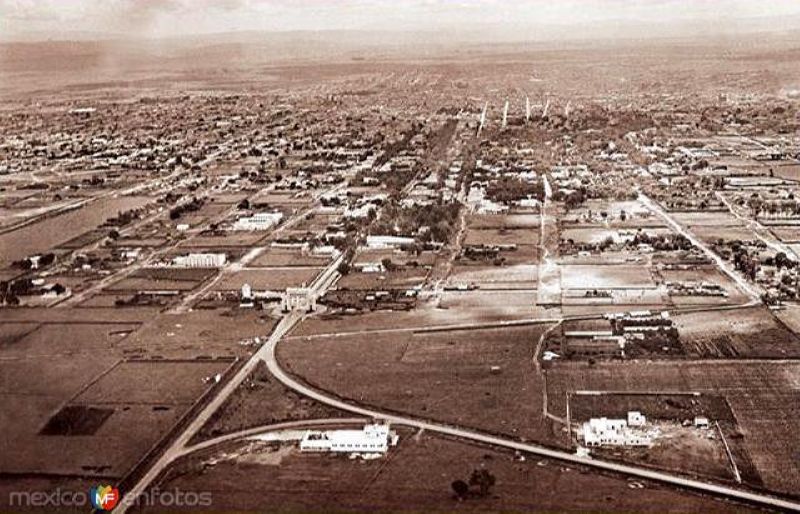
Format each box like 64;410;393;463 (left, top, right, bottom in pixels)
3;0;800;42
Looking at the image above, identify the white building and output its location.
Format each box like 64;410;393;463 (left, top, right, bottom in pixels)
232;212;284;231
694;416;710;429
356;262;385;274
240;283;254;308
366;235;415;249
582;413;653;447
171;253;227;268
282;287;316;312
299;423;398;454
627;411;646;427
345;204;376;219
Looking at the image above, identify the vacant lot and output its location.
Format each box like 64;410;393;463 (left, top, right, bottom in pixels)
337;267;429;290
673;306;800;358
0;322;39;346
106;275;205;293
194;361;346;443
448;264;538;289
771;163;800;181
354;248;438;268
250;248;332;267
468;213;541;229
561;264;656;290
75;359;229;405
131;267;216;282
213;267;323;291
671;212;742;227
0;359;233;478
692;225;758;244
120;309;279;359
464;228;538;247
0;322;138;359
79;360;230;477
279;325;558;444
439;290;537;317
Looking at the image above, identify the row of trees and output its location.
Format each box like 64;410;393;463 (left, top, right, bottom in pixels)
169;197;205;221
12;253;55;270
371;201;462;245
485;176;545;204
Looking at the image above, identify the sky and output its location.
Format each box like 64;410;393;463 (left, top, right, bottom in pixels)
2;0;800;39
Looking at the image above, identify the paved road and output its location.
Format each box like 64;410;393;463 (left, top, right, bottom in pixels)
716;190;798;261
262;333;800;512
283;298;763;342
638;192;763;303
115;312;303;513
116;248;343;513
178;417;368;458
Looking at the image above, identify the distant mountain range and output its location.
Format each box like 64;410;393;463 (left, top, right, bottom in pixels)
2;12;800;45
1;16;799;77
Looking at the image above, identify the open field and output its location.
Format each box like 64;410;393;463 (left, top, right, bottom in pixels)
0;321;139;357
464;228;538;247
119;309;279;359
439;290;537;317
0;356;232;478
106;276;204;293
279;325;559;444
337;268;429;290
561;264;656;289
249;248;332;267
672;306;800;358
193;362;346;443
670;212;743;227
447;264;538;289
468;213;541;229
212;268;323;292
354;248;439;268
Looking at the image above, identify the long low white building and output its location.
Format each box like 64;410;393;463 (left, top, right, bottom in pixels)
171;253;227;268
299;423;398;454
366;235;415;249
232;212;284;231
